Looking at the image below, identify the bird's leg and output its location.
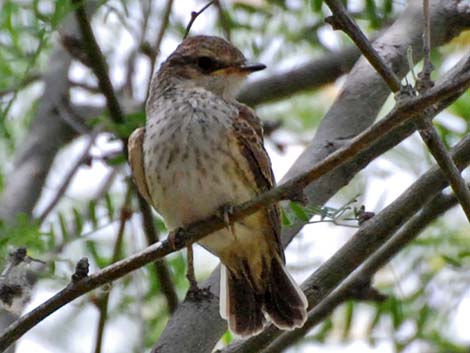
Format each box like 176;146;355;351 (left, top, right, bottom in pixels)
186;244;199;292
167;228;182;251
216;204;236;239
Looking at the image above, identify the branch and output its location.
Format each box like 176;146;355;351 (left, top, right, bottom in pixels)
417;118;470;222
0;68;469;351
93;187;132;353
37;129;100;223
219;135;470;353
237;45;360;106
214;0;231;41
183;1;214;39
416;1;470;222
264;187;462;353
71;0;125;125
325;0;470;222
137;195;179;313
144;0;174;102
324;0;401;92
419;0;434;86
0;73;41;98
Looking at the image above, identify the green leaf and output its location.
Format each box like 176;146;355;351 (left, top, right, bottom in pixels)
106;152;127;166
281;208;292;226
311;0;323;11
389;296;404;329
222;330;233;344
441;255;462;268
72;207;83;235
85;240;107;268
342;301;354;340
88;199;98;229
105;192;115;220
365;0;380;28
154;217;167;233
58;212;69;241
108;111;146;138
289;202;311;222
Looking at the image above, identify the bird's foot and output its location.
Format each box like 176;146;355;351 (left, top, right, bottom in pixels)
216;204;236;239
167;229;178;251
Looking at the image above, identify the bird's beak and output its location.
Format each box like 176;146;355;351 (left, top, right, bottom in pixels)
239;63;266;73
212;63;266;76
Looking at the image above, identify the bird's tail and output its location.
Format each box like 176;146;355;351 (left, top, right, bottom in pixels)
220;256;308;337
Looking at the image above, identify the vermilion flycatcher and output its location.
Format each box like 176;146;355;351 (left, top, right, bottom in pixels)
128;35;307;336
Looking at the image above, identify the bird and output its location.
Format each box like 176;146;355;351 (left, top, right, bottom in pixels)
128;35;307;336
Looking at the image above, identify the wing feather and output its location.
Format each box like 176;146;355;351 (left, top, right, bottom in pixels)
232;104;283;260
128;127;153;204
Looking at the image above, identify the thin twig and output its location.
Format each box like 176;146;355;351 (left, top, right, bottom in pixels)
324;0;401;92
414;0;470;222
145;0;174;102
0;71;469;351
93;186;133;353
419;0;434;87
71;0;125;125
137;195;179;313
93;168;120;200
37;129;100;223
183;1;214;39
213;0;231;41
0;73;41;98
417;119;470;222
69;79;101;93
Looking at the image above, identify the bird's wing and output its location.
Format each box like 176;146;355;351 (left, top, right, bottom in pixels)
232;103;283;260
128;127;153;204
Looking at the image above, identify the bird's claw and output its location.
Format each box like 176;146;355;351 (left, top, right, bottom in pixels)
217;204;236;239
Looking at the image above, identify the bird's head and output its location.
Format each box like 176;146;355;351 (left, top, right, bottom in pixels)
157;35;265;99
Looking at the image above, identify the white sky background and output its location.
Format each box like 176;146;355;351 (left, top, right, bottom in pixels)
9;0;470;352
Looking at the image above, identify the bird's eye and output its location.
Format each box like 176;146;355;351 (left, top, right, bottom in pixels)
197;56;214;71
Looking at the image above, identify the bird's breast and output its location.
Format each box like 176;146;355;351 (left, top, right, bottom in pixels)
143;95;255;231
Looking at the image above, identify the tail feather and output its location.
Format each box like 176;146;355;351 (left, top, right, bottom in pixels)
221;265;266;336
219;257;307;337
263;257;308;330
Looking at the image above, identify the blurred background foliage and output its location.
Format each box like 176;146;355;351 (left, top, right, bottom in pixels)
0;0;469;352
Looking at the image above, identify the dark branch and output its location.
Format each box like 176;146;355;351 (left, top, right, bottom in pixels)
37;129;100;223
324;0;401;92
93;188;132;353
415;2;470;222
137;194;179;313
71;0;125;124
